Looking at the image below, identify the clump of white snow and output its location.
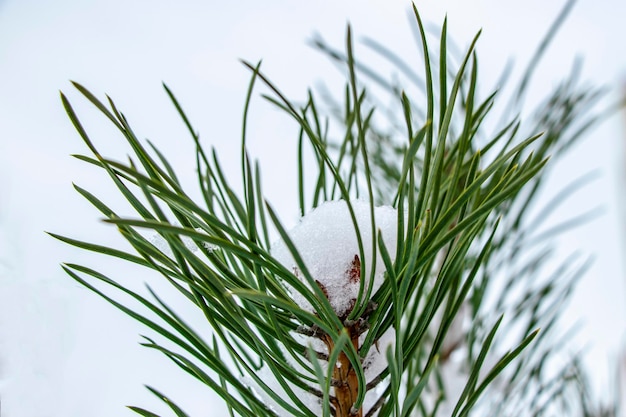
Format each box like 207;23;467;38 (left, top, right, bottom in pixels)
271;200;398;318
264;200;401;416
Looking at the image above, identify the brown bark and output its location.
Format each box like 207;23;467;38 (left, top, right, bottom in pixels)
322;326;363;417
312;254;369;416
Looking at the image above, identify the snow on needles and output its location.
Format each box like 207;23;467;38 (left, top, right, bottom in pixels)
271;199;399;318
265;199;399;415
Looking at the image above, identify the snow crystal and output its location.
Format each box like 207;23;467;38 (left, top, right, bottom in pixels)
271;200;398;317
363;376;390;415
150;227;217;256
362;327;396;381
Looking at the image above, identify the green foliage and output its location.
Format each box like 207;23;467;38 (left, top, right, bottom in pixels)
51;2;614;416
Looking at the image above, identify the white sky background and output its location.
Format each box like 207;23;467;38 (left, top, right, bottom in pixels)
0;1;624;416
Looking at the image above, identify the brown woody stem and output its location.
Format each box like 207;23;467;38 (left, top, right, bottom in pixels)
323;325;363;417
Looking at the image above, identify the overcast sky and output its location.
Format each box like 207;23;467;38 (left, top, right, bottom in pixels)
0;1;625;416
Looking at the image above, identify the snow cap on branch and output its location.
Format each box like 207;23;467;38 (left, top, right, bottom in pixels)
272;200;399;317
